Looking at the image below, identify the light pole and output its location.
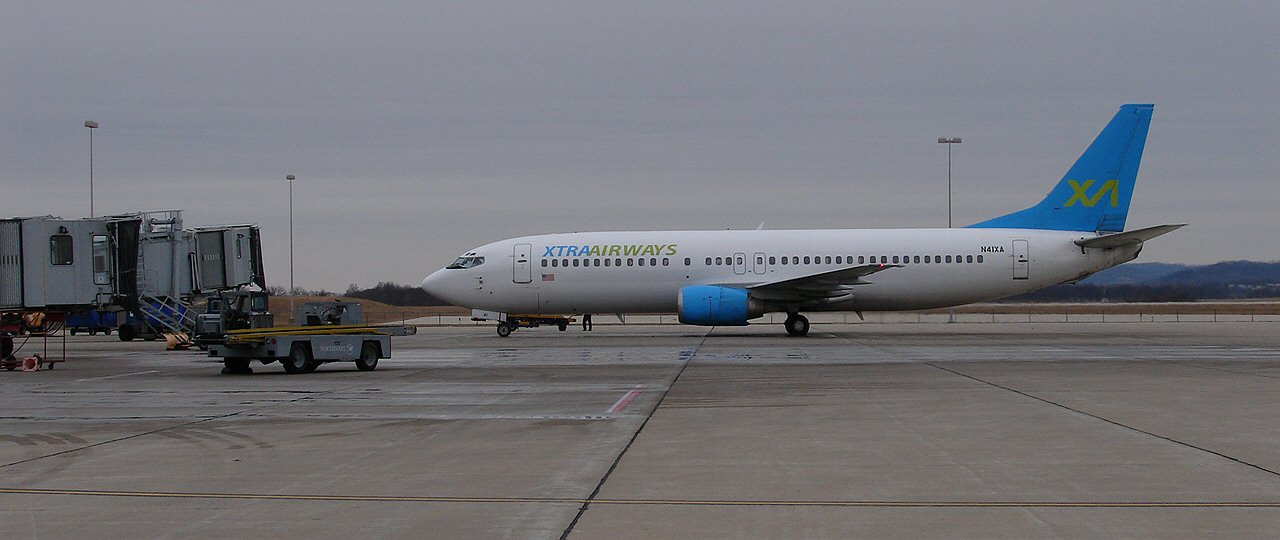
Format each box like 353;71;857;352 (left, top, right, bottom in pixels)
85;121;99;216
938;137;961;228
286;174;295;323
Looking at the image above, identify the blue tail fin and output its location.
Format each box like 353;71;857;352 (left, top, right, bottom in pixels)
969;104;1153;232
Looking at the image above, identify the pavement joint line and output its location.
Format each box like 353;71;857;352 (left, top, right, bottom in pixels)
559;333;710;540
0;371;379;471
923;362;1280;480
2;488;1278;508
74;370;160;382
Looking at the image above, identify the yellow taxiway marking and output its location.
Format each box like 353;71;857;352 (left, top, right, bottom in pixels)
1;488;1278;507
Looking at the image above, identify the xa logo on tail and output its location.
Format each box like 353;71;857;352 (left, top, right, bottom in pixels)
1064;179;1119;207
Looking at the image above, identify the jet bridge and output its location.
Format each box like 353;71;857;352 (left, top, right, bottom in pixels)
1;210;266;340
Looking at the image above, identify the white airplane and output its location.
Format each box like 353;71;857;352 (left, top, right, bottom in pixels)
421;104;1183;336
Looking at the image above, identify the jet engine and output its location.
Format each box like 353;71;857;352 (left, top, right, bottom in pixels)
677;285;765;326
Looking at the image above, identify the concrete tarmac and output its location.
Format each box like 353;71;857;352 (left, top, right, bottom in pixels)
2;322;1279;539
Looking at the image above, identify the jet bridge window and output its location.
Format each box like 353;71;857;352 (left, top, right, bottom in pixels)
50;234;73;265
92;235;111;285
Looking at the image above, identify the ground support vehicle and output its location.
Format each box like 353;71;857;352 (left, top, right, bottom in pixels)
203;324;416;374
65;309;116;336
472;310;575;337
196;295;415;374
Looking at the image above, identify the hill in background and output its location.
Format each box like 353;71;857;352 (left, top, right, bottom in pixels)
1013;260;1280;302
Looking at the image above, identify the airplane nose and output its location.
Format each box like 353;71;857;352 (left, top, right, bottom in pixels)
420;269;458;304
420;270;443;294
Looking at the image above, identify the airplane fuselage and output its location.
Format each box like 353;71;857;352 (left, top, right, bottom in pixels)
422;228;1138;315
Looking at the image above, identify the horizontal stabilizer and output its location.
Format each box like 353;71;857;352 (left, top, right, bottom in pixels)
1074;224;1185;249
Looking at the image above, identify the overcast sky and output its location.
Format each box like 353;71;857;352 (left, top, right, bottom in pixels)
3;2;1277;291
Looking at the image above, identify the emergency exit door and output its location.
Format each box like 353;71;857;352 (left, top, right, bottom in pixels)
1012;239;1029;280
513;243;532;283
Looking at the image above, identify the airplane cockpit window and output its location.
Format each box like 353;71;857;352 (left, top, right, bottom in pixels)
446;256;485;269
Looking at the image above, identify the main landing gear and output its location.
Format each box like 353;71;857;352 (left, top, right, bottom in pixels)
784;313;810;337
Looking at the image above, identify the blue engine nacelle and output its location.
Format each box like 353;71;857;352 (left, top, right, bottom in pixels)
677;286;764;326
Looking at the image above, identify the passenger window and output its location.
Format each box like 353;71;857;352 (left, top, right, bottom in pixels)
966;255;974;263
780;257;788;265
685;258;692;266
705;257;712;265
977;255;984;263
562;259;569;267
803;256;811;264
541;260;548;267
627;258;634;266
551;259;559;267
615;258;622;267
652;258;658;266
769;256;776;265
594;259;601;267
605;258;612;267
638;258;645;266
892;256;899;264
715;257;723;265
663;258;670;266
572;259;579;267
945;255;952;263
735;256;743;265
50;234;73;265
835;256;842;264
913;256;920;264
858;256;865;264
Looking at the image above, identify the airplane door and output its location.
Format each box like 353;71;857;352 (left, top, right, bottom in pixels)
733;252;747;275
513;243;532;284
753;252;767;275
1012;239;1029;280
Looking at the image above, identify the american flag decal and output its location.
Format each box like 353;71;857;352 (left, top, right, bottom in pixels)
542;273;555;281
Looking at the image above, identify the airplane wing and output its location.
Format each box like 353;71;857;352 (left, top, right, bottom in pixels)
1075;224;1186;249
745;264;902;303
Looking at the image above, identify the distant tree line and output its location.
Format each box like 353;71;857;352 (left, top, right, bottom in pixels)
344;282;447;306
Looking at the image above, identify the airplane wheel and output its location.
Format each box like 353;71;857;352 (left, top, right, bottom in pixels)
118;324;136;341
496;323;513;337
558;322;567;331
784;314;810;337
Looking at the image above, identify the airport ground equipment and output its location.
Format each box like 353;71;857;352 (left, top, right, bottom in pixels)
65;308;115;335
196;294;416;374
1;311;65;371
1;211;265;342
471;309;574;337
